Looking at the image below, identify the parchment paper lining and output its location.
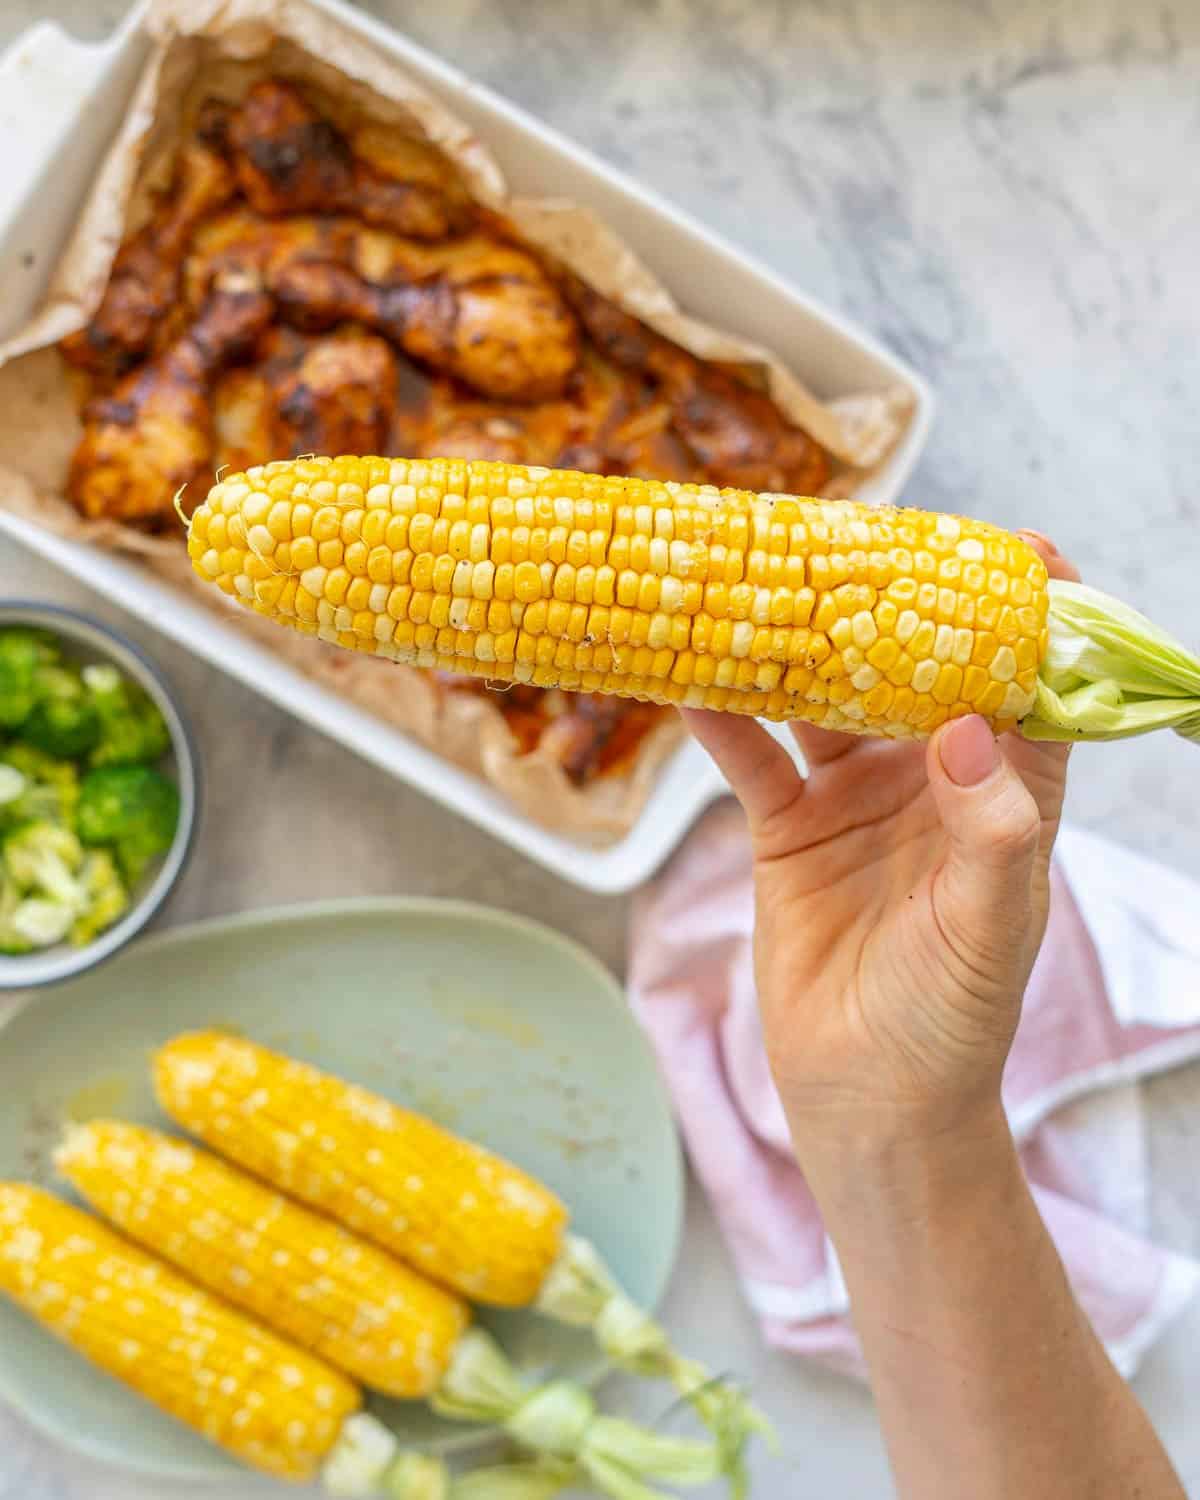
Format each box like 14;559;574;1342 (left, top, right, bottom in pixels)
0;0;914;843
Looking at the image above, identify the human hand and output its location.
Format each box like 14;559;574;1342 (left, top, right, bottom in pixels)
682;534;1081;1179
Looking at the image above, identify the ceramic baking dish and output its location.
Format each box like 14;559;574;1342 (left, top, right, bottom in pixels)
0;0;934;893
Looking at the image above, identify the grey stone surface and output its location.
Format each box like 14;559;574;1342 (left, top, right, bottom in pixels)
1;1;1199;1495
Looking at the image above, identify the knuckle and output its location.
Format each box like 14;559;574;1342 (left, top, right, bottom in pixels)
977;786;1041;860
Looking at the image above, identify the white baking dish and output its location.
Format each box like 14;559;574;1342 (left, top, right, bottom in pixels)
0;0;934;893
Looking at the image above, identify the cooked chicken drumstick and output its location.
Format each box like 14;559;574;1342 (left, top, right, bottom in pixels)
569;281;831;494
68;280;273;523
228;79;474;241
269;234;579;402
213;328;398;470
60;118;236;378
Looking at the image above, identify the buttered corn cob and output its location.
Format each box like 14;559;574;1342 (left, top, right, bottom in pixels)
3;1176;715;1500
155;1033;769;1494
0;1183;361;1484
56;1121;724;1500
186;456;1200;745
57;1120;470;1399
155;1032;567;1307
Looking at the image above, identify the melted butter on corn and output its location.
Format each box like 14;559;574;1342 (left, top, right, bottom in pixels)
189;456;1050;737
0;1184;360;1482
57;1121;470;1399
155;1033;568;1308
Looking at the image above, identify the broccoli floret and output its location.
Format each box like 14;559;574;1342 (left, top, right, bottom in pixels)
33;664;83;700
0;628;56;730
22;664;100;758
68;850;129;946
76;765;180;885
82;663;171;768
0;743;80;828
4;821;86;907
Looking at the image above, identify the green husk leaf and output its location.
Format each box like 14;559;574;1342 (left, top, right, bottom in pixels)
537;1236;770;1496
504;1383;594;1459
430;1329;527;1425
586;1417;722;1485
430;1329;717;1499
1021;581;1200;744
449;1459;576;1500
323;1419;577;1500
323;1413;401;1496
385;1452;450;1500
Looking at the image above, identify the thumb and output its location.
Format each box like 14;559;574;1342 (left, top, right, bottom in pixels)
926;716;1043;974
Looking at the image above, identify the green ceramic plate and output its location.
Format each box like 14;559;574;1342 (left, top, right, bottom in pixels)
0;898;683;1482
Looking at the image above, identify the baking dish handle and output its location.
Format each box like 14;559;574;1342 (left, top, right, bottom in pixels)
0;4;151;344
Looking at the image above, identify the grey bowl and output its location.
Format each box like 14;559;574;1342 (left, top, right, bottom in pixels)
0;603;199;990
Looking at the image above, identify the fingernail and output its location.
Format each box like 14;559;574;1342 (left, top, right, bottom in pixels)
1016;528;1059;556
938;715;1000;787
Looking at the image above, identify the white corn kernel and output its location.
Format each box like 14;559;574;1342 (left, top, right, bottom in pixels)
991;646;1018;682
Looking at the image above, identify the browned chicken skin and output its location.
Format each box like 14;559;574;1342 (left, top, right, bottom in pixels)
60;127;236;378
411;352;686;478
183;211;356;309
569;282;831;493
275;333;398;457
69;282;273;523
229;79;474;241
213;328;398;469
435;679;663;782
270;235;578;402
188;210;579;403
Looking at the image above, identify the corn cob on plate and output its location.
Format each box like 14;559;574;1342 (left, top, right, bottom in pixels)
0;898;682;1480
57;1121;724;1499
156;1031;770;1493
188;457;1200;745
0;1186;636;1499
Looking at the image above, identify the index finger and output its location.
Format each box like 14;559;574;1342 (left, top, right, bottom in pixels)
679;708;806;837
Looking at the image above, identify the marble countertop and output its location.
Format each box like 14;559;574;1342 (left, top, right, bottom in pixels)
2;1;1200;1495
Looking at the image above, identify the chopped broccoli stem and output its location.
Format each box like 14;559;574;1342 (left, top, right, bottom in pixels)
12;898;76;948
0;744;80;830
4;821;86;908
0;766;25;808
69;851;129;946
0;874;32;954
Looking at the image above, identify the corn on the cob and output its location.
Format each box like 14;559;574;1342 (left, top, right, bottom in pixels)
154;1031;566;1307
155;1033;768;1495
58;1120;723;1500
56;1120;470;1399
0;1183;360;1484
1;1181;707;1500
186;456;1200;745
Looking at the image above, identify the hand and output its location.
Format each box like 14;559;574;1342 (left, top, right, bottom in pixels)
682;535;1081;1173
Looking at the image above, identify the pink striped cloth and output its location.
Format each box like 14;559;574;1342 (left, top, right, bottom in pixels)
629;806;1200;1379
